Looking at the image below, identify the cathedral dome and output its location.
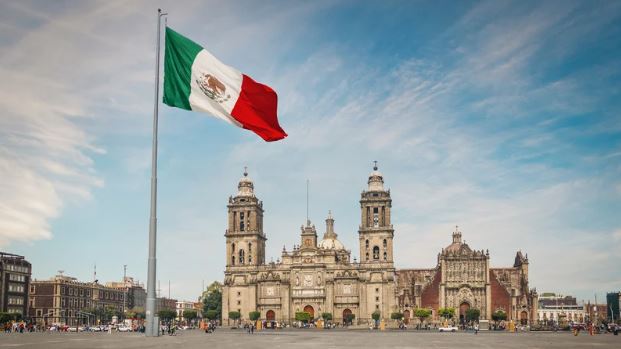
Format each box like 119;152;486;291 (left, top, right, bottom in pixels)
368;161;384;191
319;211;345;250
237;167;254;197
319;237;345;250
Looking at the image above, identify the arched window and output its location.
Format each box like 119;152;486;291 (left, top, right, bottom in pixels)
248;242;252;252
383;239;387;248
231;255;235;266
240;212;245;231
366;252;369;261
373;246;380;260
232;243;236;252
383;252;387;261
239;249;245;264
365;240;369;248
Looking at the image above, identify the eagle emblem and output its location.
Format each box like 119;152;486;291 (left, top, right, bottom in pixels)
196;73;231;103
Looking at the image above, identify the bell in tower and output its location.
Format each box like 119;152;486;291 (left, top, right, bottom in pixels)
225;167;267;267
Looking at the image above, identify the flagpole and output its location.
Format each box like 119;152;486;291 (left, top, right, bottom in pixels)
145;8;167;337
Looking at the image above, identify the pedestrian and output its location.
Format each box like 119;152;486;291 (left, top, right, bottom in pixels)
474;323;479;335
251;323;255;334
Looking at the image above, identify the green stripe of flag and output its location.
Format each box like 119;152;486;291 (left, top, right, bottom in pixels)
163;27;203;110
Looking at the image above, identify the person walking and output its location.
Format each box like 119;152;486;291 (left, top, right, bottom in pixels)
474;323;479;335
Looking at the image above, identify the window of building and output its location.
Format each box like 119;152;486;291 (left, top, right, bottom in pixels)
373;246;380;260
375;297;379;302
365;239;369;248
8;283;25;293
237;292;241;296
239;249;245;264
237;300;241;305
383;239;387;248
240;212;245;231
373;207;379;227
365;252;369;261
375;288;379;293
30;285;35;294
383;252;387;261
376;304;379;310
36;309;42;317
231;255;236;266
9;274;26;282
248;242;252;253
232;243;236;252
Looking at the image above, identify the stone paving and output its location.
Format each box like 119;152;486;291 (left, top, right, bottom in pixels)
0;328;619;349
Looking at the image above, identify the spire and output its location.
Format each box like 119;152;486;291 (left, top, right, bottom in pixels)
237;167;254;196
452;225;462;244
368;161;384;191
324;210;337;239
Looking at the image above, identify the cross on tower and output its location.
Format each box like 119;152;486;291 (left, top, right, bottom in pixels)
243;166;248;177
373;160;378;171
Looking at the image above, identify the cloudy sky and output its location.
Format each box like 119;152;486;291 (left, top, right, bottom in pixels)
1;0;620;303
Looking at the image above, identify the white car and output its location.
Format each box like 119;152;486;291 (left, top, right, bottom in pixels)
117;325;132;332
438;326;459;332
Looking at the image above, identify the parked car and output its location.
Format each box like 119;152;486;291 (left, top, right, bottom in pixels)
439;326;459;332
117;325;132;332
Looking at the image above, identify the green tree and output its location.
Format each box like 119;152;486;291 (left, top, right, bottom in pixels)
249;311;261;321
492;310;507;321
205;310;219;320
438;307;455;319
414;308;432;323
0;312;12;323
465;308;480;322
371;311;381;322
344;313;355;325
228;311;241;324
202;281;223;321
183;310;198;323
321;312;333;321
390;312;403;320
295;312;311;323
158;309;177;321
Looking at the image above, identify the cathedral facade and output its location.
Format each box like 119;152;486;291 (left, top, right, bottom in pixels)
222;166;537;325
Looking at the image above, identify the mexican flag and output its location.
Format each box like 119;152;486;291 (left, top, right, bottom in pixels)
163;27;287;142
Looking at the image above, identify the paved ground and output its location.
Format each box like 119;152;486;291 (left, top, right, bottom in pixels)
1;329;619;348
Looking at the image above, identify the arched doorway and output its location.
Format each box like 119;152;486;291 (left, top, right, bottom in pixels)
403;310;411;324
343;308;353;325
266;310;275;321
520;311;528;325
459;302;470;323
304;305;315;319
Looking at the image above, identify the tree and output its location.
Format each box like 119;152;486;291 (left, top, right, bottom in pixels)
228;311;241;324
371;311;381;322
295;312;311;323
205;310;219;320
492;310;507;321
202;281;223;321
321;312;333;321
183;310;198;323
438;307;455;319
249;311;261;321
390;312;403;320
158;309;177;321
465;308;480;322
344;313;355;325
414;308;432;323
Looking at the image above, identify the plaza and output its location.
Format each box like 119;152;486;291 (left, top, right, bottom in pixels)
1;329;619;349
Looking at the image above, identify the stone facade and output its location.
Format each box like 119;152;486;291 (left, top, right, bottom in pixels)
222;165;537;325
397;231;538;324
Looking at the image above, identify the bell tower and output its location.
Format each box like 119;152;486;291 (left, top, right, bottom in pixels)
225;168;266;267
358;161;394;264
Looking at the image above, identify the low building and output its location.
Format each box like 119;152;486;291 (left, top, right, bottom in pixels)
0;252;32;317
585;301;607;324
176;300;195;321
29;274;125;326
156;297;177;313
105;277;146;311
537;293;584;323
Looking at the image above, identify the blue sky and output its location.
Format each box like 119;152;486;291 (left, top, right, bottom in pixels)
0;0;620;303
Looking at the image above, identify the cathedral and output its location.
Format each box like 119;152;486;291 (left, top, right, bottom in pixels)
222;165;538;325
